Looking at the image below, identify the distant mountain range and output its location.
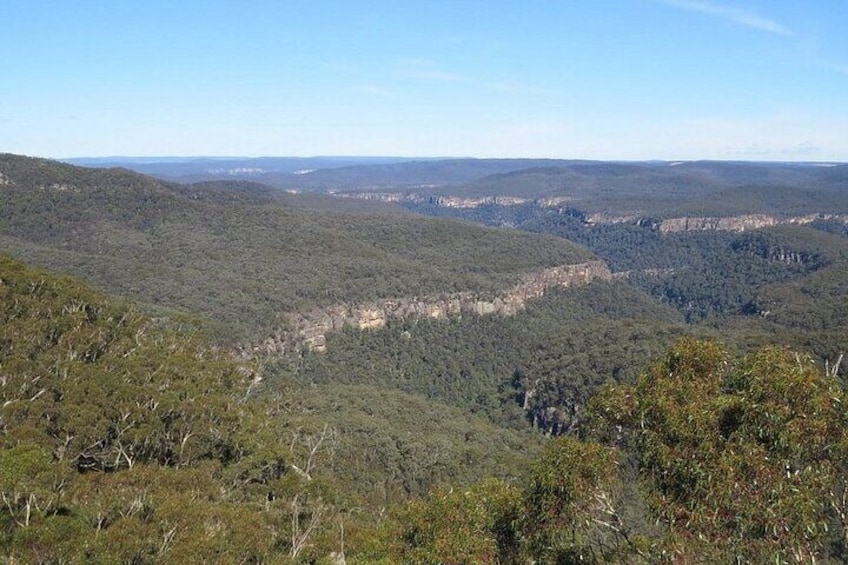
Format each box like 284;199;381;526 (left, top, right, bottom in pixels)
63;156;426;181
62;157;848;216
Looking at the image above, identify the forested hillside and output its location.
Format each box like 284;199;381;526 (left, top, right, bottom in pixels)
8;251;848;562
0;253;550;562
397;187;848;380
292;280;690;434
3;154;848;562
0;154;591;342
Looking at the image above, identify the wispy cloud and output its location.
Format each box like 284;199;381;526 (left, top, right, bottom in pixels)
658;0;793;36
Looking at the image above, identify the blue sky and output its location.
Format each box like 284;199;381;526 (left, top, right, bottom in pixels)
2;0;846;160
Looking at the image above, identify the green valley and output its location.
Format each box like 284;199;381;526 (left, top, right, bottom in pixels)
2;154;848;562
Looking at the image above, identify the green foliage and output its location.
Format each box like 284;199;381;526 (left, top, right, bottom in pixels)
517;215;842;324
292;280;687;434
525;437;616;528
0;254;246;473
411;194;848;335
374;436;651;564
0;253;559;562
379;341;848;563
522;436;634;563
0;444;67;534
0;254;298;562
284;383;542;504
751;262;848;331
0;154;591;342
380;479;523;564
668;183;848;218
4;154;848;562
589;339;848;561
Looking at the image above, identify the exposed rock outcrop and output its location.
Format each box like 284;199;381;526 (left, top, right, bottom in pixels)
333;191;572;210
436;195;531;208
659;213;846;233
333;193;848;235
245;260;612;357
763;248;814;265
332;191;425;204
585;212;639;225
659;214;778;233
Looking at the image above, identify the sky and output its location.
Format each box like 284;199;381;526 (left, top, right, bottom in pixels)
1;0;847;161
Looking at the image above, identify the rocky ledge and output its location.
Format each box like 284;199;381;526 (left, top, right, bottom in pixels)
245;260;612;357
333;191;572;209
659;213;846;233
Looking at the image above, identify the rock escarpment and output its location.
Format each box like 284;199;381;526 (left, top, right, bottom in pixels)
584;212;639;225
333;191;571;209
334;192;847;236
246;260;611;357
659;213;845;233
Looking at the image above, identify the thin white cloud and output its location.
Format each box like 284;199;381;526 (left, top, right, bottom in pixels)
658;0;793;36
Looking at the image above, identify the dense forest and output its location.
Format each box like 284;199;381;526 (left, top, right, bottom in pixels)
0;154;591;342
0;253;548;562
5;255;848;562
3;154;848;562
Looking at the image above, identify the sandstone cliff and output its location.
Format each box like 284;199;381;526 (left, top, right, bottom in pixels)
659;213;845;233
333;191;572;210
246;260;612;357
585;212;639;225
333;192;847;236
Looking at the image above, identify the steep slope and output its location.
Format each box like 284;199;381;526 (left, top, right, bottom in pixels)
0;253;547;562
252;260;611;355
0;154;593;342
289;279;690;434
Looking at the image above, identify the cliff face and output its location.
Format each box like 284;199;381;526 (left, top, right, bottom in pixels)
334;192;848;236
246;260;612;357
437;195;530;208
333;191;572;210
585;212;639;225
659;213;845;233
